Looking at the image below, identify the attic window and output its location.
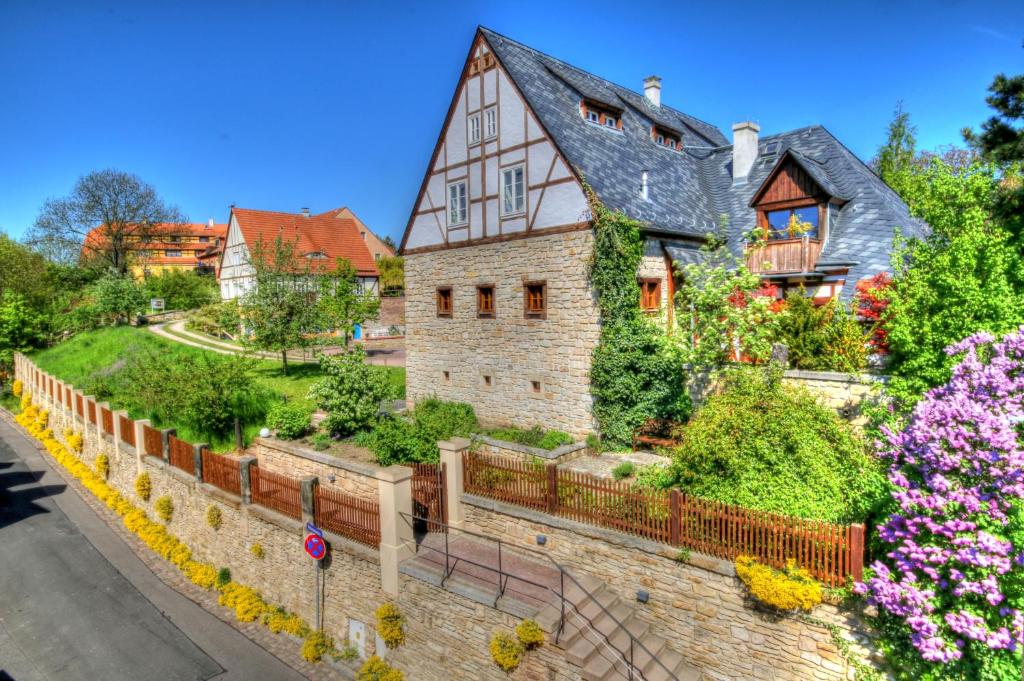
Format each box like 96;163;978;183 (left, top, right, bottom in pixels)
652;126;681;151
306;251;327;259
580;100;622;131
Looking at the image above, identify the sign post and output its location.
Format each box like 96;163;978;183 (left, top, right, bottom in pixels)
304;523;326;630
150;298;165;312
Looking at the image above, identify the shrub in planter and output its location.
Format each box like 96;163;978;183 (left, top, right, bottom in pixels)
490;631;525;672
266;402;312;440
515;619;544;649
135;472;152;501
375;602;405;648
735;556;822;612
155;495;174;523
356;656;404;681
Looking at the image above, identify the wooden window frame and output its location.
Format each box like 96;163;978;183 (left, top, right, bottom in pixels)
436;286;453;318
165;249;182;258
651;126;682;151
756;199;824;242
476;284;495;319
468;112;481;146
523;280;547;320
484;106;498;140
447;181;468;226
639;278;661;312
580;100;623;132
501;164;526;217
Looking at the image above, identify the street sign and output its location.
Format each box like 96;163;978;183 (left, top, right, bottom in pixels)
304;533;326;560
305;522;323;538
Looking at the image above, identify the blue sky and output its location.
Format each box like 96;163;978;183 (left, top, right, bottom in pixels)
1;1;1021;245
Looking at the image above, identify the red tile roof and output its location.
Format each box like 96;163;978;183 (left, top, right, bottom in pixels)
230;207;379;276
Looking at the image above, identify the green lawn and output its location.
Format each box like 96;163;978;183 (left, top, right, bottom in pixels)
29;326;405;450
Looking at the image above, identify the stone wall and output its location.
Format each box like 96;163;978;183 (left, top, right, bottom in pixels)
472;434;590;464
405;230;600;437
253;437;380;500
782;370;886;428
463;496;880;681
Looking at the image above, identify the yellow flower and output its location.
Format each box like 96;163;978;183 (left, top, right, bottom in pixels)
735;555;822;612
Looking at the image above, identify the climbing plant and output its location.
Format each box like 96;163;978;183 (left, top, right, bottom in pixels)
587;187;689;447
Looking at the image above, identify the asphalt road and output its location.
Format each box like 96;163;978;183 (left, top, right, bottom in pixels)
0;417;306;681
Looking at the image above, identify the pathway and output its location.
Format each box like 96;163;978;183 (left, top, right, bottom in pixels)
0;415;310;681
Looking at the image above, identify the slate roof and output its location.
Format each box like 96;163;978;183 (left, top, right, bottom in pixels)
480;27;924;298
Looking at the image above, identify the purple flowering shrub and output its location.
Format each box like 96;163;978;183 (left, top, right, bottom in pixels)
856;328;1024;679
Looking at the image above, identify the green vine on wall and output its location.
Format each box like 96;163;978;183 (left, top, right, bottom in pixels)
587;186;690;447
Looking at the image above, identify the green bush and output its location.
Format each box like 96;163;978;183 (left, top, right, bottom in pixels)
267;402;311;440
776;292;869;373
360;399;477;466
311;432;331;451
142;270;218;311
611;461;635;481
308;347;394;437
669;366;885;523
155;495;174;523
215;567;231;589
186;301;241;338
485;426;573;450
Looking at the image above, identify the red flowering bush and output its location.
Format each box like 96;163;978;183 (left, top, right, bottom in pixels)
856;272;892;354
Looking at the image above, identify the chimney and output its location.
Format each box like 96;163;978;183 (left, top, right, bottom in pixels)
732;121;760;182
301;207;310;218
207;218;214;229
643;76;661;108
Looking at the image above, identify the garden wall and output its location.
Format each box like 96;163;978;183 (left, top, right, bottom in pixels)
253;437;380;500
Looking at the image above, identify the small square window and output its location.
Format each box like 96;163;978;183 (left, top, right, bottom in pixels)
165;249;181;258
436;287;453;318
524;281;547;319
477;285;495;318
483;374;492;387
531;380;541;393
587;110;600;124
442;370;450;383
639;278;661;311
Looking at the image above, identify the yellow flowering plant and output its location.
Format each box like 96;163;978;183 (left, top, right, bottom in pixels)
735;555;822;612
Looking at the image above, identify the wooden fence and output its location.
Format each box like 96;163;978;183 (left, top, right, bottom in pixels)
142;425;163;459
76;394;84;417
120;415;136;447
463;452;863;586
200;449;241;496
88;401;96;425
168;435;194;474
314;487;381;547
250;466;302;520
101;407;114;435
410;463;446;532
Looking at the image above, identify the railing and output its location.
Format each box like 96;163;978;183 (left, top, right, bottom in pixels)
120;415;136;447
201;449;241;495
401;512;678;681
314;487;380;547
745;236;822;274
410;463;446;532
250;466;301;520
101;407;114;435
142;425;163;459
168;435;194;474
464;452;863;586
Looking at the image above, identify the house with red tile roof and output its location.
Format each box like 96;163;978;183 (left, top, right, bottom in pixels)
217;206;380;301
82;220;227;278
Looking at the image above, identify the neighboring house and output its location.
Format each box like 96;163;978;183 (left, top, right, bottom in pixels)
399;27;920;437
218;206;380;301
330;207;396;262
83;220;227;278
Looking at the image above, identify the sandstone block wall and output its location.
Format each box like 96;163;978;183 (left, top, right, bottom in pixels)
782;370;886;427
254;437;379;500
405;230;600;438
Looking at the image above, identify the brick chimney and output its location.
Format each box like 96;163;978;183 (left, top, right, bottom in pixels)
732;121;760;183
643;76;661;108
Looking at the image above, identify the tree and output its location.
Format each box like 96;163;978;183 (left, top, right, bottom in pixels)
240;236;321;375
92;274;146;326
376;255;405;296
307;347;392;436
318;257;380;345
963;73;1024;164
873;102;919;194
142;269;218;311
0;292;47;370
0;233;51;305
381;235;398;252
29;169;183;273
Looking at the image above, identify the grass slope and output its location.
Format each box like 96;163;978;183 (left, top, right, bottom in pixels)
30;326;405;450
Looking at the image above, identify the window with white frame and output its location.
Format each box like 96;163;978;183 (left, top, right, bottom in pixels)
448;181;468;225
484;106;497;139
468;113;481;145
501;165;525;216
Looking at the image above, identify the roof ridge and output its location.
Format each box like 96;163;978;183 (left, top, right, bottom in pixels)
478;26;725;141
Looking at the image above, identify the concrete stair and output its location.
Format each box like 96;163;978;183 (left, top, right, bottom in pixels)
535;575;702;681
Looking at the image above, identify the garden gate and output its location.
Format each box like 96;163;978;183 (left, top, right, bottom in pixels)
409;463;446;535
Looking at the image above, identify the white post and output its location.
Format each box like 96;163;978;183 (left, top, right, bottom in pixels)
377;465;414;596
438;438;470;530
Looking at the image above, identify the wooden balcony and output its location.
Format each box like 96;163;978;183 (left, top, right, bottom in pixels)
745;237;822;275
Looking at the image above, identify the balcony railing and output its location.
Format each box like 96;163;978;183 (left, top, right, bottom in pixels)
745;237;822;275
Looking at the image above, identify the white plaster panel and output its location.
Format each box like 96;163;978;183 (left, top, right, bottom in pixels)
500;146;525;166
533;182;588;229
448;228;469;243
405;213;444;250
528;142;555;185
466;75;480;112
498;71;525;148
483;69;497;106
527;114;544;142
447;91;468;166
549;157;572;181
470;203;484;239
468;163;482;199
502;217;527;234
485;199;499;234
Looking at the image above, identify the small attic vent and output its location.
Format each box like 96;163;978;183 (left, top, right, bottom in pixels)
305;251;327;259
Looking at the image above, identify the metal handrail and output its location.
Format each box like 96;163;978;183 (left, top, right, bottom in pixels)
399;512;678;681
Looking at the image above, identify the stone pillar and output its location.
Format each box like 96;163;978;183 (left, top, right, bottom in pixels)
193;443;206;483
134;419;150;474
438;437;470;530
300;476;318;526
377;465;414;596
239;456;257;504
160;428;176;464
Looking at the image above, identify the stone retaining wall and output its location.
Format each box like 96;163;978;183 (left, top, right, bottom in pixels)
253;437;381;500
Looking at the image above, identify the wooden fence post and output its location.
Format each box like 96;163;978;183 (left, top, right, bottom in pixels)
300;476;318;526
239;456;257;504
850;523;865;582
193;444;206;482
160;428;176;465
546;464;559;515
670;489;681;546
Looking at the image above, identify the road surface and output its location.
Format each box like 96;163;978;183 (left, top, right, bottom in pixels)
0;416;306;681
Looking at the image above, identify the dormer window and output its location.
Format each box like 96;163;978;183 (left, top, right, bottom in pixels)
580;100;623;131
765;206;819;240
652;126;681;150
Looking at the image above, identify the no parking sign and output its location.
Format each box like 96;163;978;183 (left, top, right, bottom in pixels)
305;523;326;561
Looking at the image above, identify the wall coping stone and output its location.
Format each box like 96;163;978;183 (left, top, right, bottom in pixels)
783;369;888;385
254;437;391;481
248;503;304;534
199;483;242;508
165;464;196;488
470;435;589;460
322;528;380;563
464;493;735;577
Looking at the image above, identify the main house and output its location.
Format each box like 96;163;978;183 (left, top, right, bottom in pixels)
218;206;381;301
83;220;227;278
399;27;920;437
